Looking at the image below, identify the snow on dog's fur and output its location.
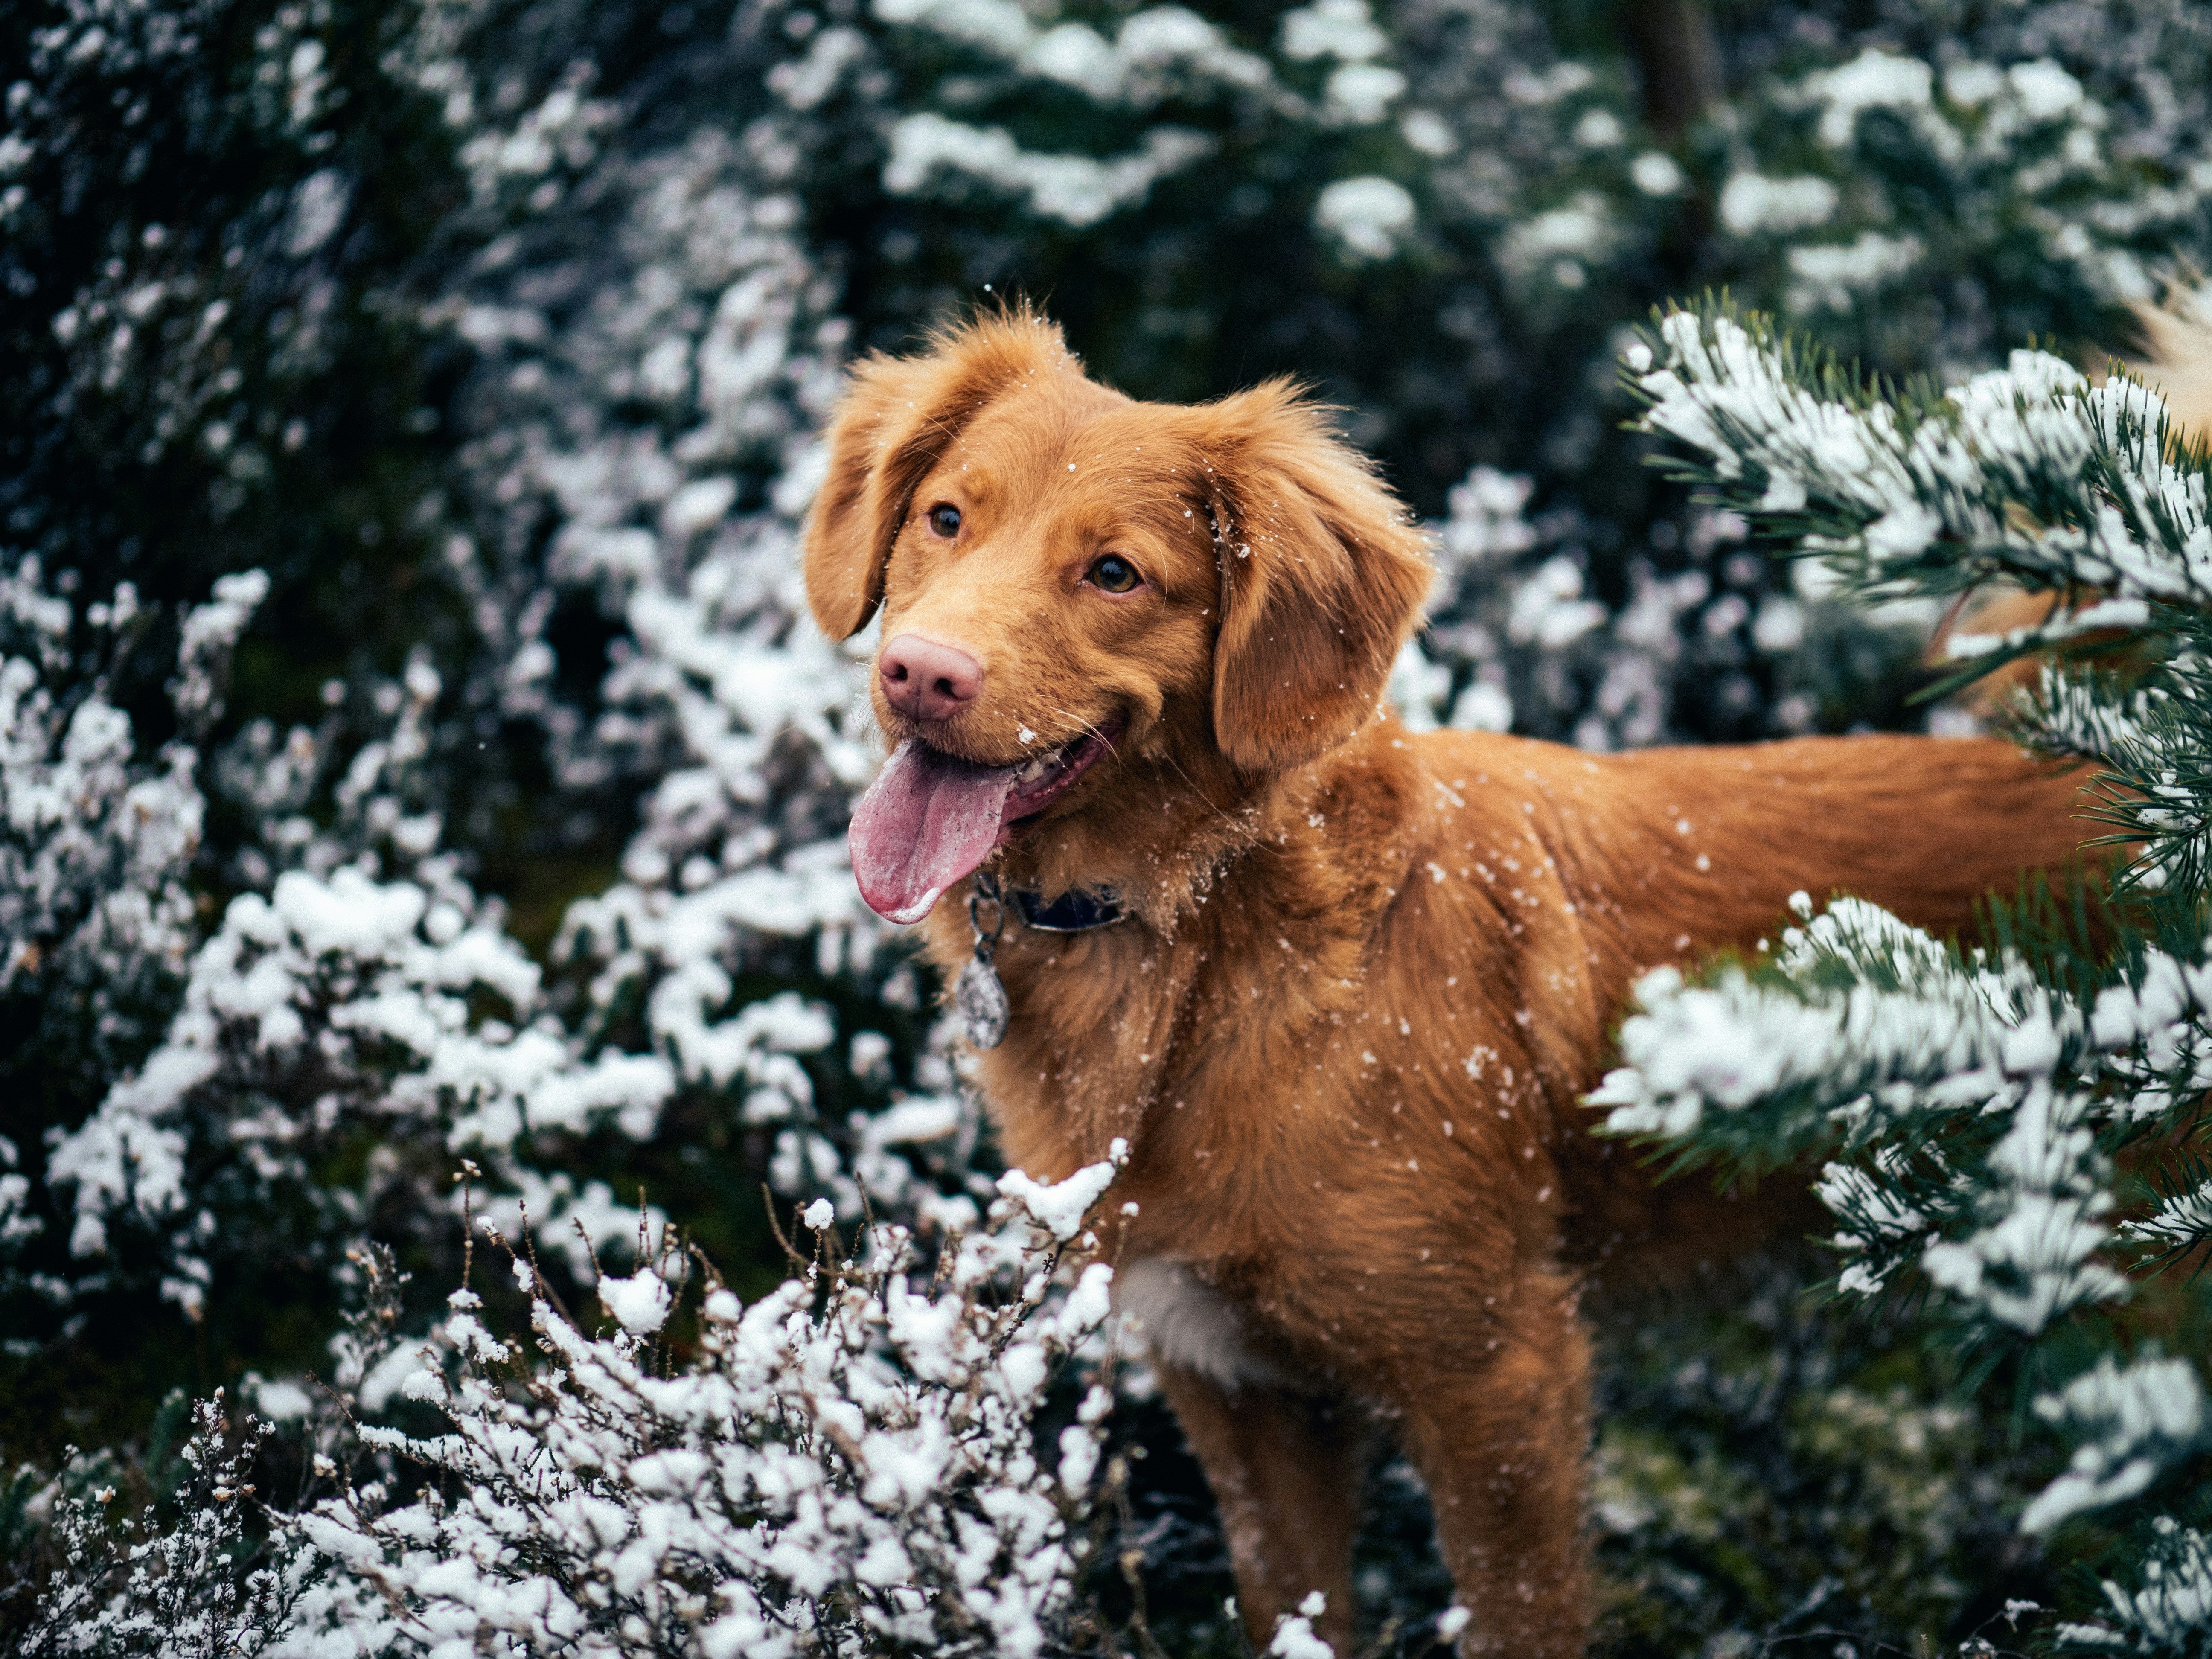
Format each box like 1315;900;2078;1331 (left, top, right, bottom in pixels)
804;307;2093;1656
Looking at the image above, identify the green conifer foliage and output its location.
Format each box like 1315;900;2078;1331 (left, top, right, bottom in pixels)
1598;299;2212;1654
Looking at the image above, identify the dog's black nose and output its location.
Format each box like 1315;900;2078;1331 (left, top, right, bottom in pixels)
879;634;983;722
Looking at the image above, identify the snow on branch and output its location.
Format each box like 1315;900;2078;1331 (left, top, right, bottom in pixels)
1592;890;2212;1331
1591;896;2047;1151
1610;298;2212;1636
1626;306;2212;609
281;1152;1119;1656
2023;1356;2207;1534
2059;1516;2212;1656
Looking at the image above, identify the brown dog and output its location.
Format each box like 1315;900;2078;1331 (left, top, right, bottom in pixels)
802;310;2089;1656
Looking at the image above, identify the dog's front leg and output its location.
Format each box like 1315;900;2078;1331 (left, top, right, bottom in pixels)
1151;1358;1367;1655
1394;1265;1593;1658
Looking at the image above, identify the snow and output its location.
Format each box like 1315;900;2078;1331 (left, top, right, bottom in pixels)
2068;1517;2212;1653
1280;0;1386;64
1498;191;1615;289
1325;64;1404;124
1592;890;2212;1333
1632;312;2212;610
886;114;1216;229
1917;1081;2127;1333
2022;1356;2206;1532
253;1377;316;1421
15;2;2212;1645
1269;1597;1336;1658
597;1269;674;1336
1786;233;1925;313
284;169;349;256
1806;49;1934;147
1313;175;1415;261
996;1143;1125;1242
1629;152;1684;197
268;1178;1123;1657
1718;173;1839;236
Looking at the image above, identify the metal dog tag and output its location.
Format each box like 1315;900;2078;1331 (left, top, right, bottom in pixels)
956;949;1009;1049
959;874;1010;1048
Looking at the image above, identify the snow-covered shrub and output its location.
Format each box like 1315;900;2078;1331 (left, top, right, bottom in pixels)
1594;299;2212;1647
297;1157;1118;1657
0;565;226;1056
16;1395;309;1659
0;562;271;1316
18;1154;1125;1658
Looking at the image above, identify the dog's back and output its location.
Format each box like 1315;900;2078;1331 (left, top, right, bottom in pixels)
1538;731;2094;968
1386;728;2093;1281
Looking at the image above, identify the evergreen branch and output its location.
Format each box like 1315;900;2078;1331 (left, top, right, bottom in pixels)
1624;303;2212;609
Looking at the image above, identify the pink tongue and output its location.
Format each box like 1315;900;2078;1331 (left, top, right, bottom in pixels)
849;739;1020;924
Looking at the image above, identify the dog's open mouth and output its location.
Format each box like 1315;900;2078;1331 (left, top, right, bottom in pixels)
849;723;1122;924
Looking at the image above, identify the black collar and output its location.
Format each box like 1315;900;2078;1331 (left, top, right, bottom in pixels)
974;870;1127;933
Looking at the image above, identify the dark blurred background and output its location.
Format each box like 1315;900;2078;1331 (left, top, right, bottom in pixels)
4;0;2207;1648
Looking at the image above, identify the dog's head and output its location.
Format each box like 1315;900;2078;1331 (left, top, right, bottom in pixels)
803;308;1432;924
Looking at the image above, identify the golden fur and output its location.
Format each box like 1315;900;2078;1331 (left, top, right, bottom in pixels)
2130;279;2212;441
802;310;2092;1656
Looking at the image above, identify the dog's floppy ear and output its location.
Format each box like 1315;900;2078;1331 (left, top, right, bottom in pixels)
803;308;1077;639
1196;383;1435;772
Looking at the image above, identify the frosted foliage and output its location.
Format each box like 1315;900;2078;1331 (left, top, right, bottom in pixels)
875;0;1296;114
23;1161;1124;1657
1596;893;2212;1585
1706;34;2212;347
876;0;1409;241
1267;1598;1336;1659
172;570;271;733
423;88;989;1241
441;118;859;802
1594;896;2212;1330
9;0;973;1354
2020;658;2212;911
431;106;888;1023
2063;1516;2212;1656
1595;897;2037;1139
2125;1169;2212;1254
2023;1356;2207;1534
1315;175;1415;261
1613;295;2212;1641
0;563;266;1025
1915;1083;2128;1335
269;1157;1123;1659
1719;174;1839;236
37;849;900;1313
1634;314;2212;608
21;1397;311;1658
885;116;1216;228
1415;463;1785;752
0;667;198;1000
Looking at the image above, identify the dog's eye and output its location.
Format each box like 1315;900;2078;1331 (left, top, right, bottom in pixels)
1090;554;1141;594
928;504;961;538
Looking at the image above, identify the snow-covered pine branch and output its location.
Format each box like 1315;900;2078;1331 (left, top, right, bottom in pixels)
1603;300;2212;1647
1626;304;2210;612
